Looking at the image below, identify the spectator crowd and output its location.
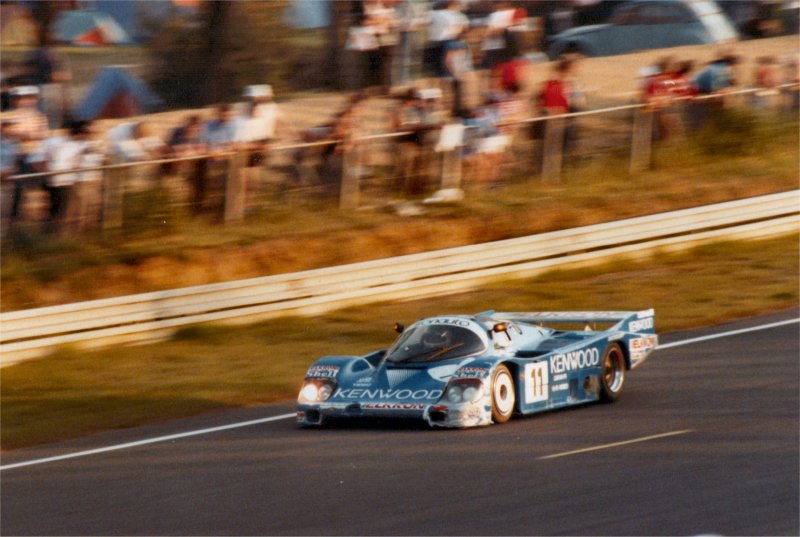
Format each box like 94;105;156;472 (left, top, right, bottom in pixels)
2;0;799;234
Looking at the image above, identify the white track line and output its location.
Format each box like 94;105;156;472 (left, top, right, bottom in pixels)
538;429;695;460
0;413;296;471
2;317;797;472
656;318;798;350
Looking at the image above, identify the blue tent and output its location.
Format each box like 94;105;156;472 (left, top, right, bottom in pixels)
73;66;163;120
54;9;134;45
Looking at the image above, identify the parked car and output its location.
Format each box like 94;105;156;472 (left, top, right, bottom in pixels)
548;0;739;58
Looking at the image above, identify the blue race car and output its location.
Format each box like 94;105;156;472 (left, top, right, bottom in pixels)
297;310;657;428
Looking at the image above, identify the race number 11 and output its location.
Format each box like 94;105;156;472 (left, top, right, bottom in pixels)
525;362;549;404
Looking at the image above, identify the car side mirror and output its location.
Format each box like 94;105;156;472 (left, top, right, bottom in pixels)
394;322;404;334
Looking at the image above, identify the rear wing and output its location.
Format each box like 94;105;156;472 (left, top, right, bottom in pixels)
481;310;655;332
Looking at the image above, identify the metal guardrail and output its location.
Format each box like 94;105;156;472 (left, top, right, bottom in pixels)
1;190;797;366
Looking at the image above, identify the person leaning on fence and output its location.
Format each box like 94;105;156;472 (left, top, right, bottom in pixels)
751;56;780;109
198;104;238;214
232;84;297;201
534;57;580;153
167;114;209;215
392;87;445;196
6;86;49;225
687;53;739;131
28;118;94;233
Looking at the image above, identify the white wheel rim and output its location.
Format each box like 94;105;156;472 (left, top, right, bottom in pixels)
494;372;514;415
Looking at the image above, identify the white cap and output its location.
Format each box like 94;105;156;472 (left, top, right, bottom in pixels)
416;88;442;100
243;84;273;98
10;85;39;97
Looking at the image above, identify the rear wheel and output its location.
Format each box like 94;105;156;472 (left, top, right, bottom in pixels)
599;343;626;402
491;365;516;424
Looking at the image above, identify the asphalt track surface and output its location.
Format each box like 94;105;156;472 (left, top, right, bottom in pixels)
2;310;798;536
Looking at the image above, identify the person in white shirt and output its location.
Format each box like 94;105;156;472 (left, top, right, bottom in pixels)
231;85;297;212
33;119;93;232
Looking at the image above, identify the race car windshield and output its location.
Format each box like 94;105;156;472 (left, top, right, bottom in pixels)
385;324;486;363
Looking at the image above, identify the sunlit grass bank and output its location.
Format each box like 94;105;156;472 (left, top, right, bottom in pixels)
2;233;797;450
2;115;797;310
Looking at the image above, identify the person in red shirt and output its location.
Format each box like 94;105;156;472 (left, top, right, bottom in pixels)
534;58;579;152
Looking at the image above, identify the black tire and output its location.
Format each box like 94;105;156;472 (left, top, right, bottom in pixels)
491;364;516;424
599;343;626;402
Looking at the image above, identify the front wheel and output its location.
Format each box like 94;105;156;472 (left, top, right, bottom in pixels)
491;365;516;424
599;343;626;402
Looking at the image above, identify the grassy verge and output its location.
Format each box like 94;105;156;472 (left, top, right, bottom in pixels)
2;234;797;450
2;115;798;310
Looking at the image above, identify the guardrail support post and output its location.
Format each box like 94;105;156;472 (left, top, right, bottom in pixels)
340;143;361;210
541;117;565;182
224;152;246;223
101;164;124;230
630;108;654;173
440;148;463;190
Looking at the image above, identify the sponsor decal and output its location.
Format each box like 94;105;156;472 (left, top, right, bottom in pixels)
551;382;569;393
334;388;443;400
422;318;472;327
306;365;340;378
453;367;490;379
550;348;600;373
362;403;427;410
629;317;654;332
353;377;373;387
631;335;658;351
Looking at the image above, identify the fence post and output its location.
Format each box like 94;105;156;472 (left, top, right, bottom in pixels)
630;108;654;173
101;163;124;230
541;116;565;181
339;142;361;210
224;151;246;223
440;148;463;191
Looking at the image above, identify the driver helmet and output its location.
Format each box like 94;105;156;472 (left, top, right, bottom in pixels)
422;327;451;349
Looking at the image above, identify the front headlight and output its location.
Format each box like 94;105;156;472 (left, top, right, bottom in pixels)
298;379;336;403
443;379;484;404
300;383;319;402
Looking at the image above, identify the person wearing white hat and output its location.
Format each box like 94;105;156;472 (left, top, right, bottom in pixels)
7;85;48;224
231;83;297;211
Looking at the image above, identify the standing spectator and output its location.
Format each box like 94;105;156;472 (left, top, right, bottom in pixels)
751;56;780;109
780;56;800;113
535;57;580;153
6;86;48;225
667;60;697;136
167;114;208;215
480;1;516;70
689;54;739;131
442;27;475;115
392;87;445;196
232;84;296;205
22;42;71;129
30;119;93;233
642;57;676;141
361;0;400;93
424;0;468;77
106;121;164;163
393;0;428;86
68;122;105;232
1;118;21;225
198;103;238;214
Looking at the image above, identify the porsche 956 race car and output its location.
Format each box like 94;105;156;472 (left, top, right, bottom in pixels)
297;310;657;428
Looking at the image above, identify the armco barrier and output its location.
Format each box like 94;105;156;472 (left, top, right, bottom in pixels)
1;190;798;366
